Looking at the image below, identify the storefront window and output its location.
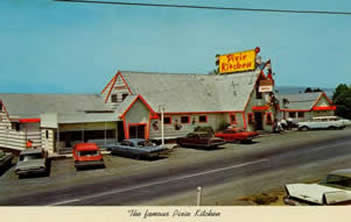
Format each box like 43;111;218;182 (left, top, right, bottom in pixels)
289;112;296;118
199;115;207;123
230;114;236;124
298;112;305;118
163;116;172;124
181;116;190;124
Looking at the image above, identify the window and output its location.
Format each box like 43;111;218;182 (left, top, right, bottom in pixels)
45;130;49;139
11;122;20;131
248;113;254;124
163;116;172;124
0;103;2;111
289;112;296;118
199;115;207;123
122;93;129;101
266;112;273;125
181;116;190;124
230;114;236;124
111;94;117;103
298;112;305;118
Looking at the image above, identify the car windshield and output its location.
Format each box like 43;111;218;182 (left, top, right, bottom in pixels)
78;150;98;157
320;174;351;189
137;141;155;147
19;153;43;161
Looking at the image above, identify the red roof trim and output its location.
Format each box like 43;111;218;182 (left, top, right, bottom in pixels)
280;109;311;112
119;94;156;118
100;72;117;95
104;74;117;103
161;110;243;115
312;106;336;111
252;106;269;111
19;118;41;123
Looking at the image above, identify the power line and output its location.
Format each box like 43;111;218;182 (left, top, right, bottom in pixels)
54;0;351;16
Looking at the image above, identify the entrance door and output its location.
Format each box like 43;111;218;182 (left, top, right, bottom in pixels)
129;125;146;139
117;121;125;141
254;112;263;130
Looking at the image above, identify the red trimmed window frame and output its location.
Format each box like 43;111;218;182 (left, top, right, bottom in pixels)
180;116;191;124
163;116;172;125
229;113;237;124
265;112;273;125
248;113;255;124
198;115;208;123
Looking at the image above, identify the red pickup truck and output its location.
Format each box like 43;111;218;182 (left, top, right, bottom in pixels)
72;143;105;169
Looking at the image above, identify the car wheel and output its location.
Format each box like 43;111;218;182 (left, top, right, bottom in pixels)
299;126;309;131
328;126;337;130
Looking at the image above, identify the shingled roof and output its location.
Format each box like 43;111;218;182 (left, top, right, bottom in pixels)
118;70;260;113
0;94;114;120
278;92;322;110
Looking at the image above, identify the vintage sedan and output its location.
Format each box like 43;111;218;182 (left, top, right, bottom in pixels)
106;139;168;159
214;127;258;143
15;148;49;177
176;132;226;149
284;169;351;205
297;116;345;131
0;150;14;172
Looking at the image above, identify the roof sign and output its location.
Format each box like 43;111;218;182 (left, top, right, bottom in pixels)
217;48;258;74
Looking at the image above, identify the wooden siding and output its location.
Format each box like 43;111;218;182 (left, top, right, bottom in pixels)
41;129;55;153
0;111;41;150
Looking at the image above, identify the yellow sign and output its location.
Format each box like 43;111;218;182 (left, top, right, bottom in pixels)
218;49;256;74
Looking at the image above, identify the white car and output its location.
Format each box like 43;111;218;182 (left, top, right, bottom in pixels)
284;169;351;205
297;116;346;131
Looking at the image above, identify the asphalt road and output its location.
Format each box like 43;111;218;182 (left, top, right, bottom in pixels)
1;130;351;206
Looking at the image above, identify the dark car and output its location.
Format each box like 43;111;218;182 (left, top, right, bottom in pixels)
106;139;168;159
176;132;226;149
0;150;14;173
214;127;259;143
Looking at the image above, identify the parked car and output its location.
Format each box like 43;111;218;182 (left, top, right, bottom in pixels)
73;143;105;169
214;127;258;143
176;132;226;149
284;169;351;205
15;148;49;177
297;116;345;131
106;139;168;159
0;150;14;172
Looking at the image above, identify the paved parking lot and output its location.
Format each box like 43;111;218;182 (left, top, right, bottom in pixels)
0;128;350;202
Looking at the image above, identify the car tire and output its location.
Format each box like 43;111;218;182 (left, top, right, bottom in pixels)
299;126;309;131
328;126;337;130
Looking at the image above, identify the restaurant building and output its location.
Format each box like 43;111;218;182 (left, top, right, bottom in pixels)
0;48;279;154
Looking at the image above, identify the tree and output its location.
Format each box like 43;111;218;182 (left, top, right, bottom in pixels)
333;84;351;119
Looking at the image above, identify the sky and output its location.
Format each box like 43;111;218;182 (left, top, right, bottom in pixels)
0;0;350;93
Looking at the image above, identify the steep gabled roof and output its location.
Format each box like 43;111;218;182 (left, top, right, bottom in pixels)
118;70;260;113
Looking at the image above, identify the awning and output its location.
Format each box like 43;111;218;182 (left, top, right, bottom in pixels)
19;118;41;123
252;106;269;111
312;106;336;111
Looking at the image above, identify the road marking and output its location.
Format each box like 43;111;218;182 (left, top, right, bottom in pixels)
48;158;268;206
